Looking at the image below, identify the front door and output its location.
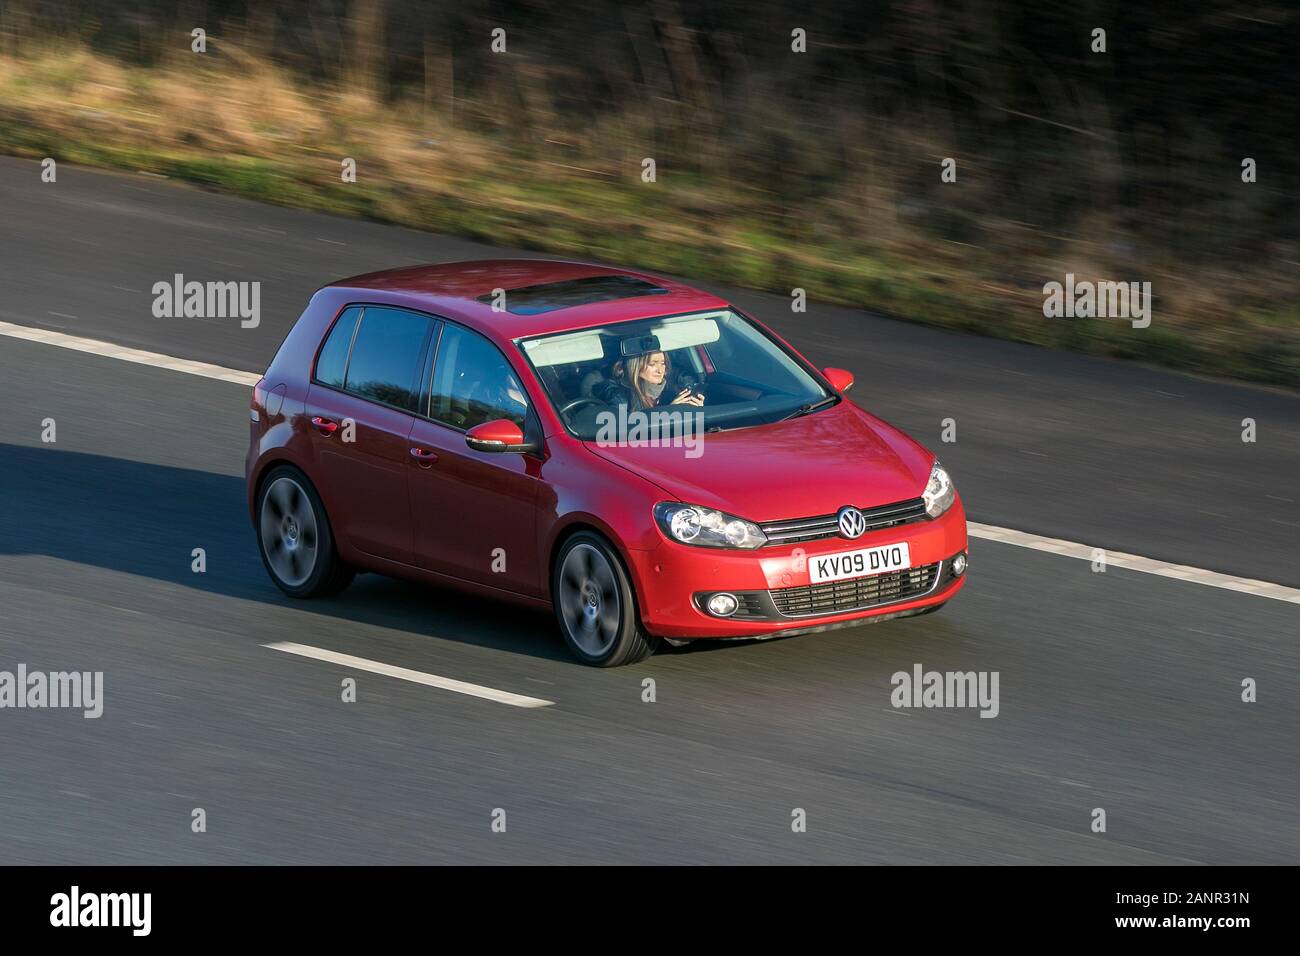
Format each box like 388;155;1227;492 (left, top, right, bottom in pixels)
406;322;543;596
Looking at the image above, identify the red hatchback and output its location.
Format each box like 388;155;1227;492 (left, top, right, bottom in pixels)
246;260;968;665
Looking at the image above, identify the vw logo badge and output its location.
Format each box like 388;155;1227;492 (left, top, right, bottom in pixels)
836;506;867;539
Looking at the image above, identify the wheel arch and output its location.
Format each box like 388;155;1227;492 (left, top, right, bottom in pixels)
547;518;647;623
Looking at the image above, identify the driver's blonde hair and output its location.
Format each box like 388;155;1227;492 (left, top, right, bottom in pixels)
618;351;671;409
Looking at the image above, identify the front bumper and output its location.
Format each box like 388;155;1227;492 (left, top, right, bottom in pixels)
628;498;968;639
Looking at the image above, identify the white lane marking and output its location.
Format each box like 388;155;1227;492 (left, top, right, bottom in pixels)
263;642;555;708
968;523;1300;605
2;320;1296;605
0;319;260;386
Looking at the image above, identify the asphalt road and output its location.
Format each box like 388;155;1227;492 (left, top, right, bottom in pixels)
0;157;1297;863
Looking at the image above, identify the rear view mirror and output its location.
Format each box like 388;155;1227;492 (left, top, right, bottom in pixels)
620;334;662;357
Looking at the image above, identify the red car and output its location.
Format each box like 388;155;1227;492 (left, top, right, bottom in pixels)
246;260;968;666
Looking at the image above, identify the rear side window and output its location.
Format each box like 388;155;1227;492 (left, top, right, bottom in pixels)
339;307;434;412
314;307;361;388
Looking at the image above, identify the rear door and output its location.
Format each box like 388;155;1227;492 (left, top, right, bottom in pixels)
306;305;437;565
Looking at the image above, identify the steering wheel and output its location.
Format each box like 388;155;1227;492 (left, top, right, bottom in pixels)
558;396;604;417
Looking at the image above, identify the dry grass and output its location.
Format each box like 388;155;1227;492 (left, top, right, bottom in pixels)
1;41;1296;387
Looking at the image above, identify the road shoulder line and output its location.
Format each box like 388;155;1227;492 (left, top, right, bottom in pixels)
5;319;1297;605
0;319;260;386
968;523;1300;604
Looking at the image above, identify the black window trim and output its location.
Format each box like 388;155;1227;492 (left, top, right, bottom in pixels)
415;319;444;420
309;303;364;390
311;302;542;451
310;303;438;419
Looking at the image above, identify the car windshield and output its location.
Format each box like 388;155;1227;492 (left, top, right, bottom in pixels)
517;309;832;440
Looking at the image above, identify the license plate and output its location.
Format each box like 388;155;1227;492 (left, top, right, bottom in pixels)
807;542;912;584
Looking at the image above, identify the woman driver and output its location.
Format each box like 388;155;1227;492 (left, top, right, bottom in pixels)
616;351;704;410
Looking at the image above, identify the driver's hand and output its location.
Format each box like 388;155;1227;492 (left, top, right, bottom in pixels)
672;388;704;407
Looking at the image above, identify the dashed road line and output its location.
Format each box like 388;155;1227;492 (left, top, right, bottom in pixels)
263;642;556;708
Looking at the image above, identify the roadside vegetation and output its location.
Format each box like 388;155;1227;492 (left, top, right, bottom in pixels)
1;3;1296;387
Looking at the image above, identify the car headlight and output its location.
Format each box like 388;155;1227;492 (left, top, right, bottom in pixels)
654;502;767;549
922;461;956;518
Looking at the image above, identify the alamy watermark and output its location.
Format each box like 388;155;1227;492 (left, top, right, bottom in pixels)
0;665;103;718
1043;273;1151;329
594;406;705;459
152;273;260;328
891;664;999;718
50;886;150;936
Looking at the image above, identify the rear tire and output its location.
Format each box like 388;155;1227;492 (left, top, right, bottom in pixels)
256;465;354;598
552;531;657;666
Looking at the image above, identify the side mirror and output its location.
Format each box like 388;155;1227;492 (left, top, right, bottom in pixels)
465;418;535;454
822;367;855;394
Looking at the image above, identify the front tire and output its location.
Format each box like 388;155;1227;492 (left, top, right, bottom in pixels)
552;532;657;666
256;465;354;598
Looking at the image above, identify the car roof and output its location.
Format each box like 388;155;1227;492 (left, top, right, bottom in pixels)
322;259;731;341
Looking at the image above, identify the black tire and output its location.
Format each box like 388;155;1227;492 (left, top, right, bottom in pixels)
551;531;658;666
255;465;354;598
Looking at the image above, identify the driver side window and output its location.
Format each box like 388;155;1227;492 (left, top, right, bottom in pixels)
429;324;529;430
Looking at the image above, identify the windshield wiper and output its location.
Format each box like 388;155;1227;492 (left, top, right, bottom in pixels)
778;395;837;422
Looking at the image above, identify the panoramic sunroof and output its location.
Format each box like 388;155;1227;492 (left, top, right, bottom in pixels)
478;275;669;315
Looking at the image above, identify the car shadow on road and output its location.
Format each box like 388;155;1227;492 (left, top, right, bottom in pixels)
0;442;575;664
1;442;966;672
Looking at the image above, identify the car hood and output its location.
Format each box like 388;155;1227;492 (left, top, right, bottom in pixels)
582;400;933;522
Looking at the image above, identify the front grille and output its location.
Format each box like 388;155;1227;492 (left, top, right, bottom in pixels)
695;591;769;620
768;562;940;618
731;593;769;620
759;497;927;545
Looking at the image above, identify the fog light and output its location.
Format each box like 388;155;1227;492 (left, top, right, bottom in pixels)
952;552;968;576
707;593;739;617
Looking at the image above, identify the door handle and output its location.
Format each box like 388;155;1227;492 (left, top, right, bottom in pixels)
311;416;338;435
410;447;439;466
